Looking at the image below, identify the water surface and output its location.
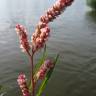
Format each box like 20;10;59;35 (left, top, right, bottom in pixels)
0;0;96;96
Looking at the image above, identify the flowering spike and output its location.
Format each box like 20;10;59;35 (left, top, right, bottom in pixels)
15;0;74;95
17;73;30;96
35;59;54;80
31;0;74;52
15;24;30;52
31;25;50;52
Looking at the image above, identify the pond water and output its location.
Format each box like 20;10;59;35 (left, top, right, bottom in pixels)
0;0;96;96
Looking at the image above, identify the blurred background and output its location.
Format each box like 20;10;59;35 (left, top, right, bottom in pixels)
0;0;96;96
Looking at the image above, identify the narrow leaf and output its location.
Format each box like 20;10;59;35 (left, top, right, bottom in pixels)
36;54;59;96
28;45;47;91
34;45;47;73
0;85;8;95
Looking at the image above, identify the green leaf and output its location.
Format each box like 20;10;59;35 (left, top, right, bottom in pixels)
28;45;47;92
87;0;96;10
0;85;7;95
0;85;2;90
36;54;59;96
34;45;47;73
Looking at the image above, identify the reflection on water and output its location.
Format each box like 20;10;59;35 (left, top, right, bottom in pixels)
86;10;96;23
0;0;96;96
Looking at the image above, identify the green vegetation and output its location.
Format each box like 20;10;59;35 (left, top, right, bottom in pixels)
87;0;96;10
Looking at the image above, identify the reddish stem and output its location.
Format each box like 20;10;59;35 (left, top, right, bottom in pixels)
27;51;35;96
31;51;35;96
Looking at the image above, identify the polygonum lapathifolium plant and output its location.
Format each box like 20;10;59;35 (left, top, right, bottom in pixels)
15;0;74;96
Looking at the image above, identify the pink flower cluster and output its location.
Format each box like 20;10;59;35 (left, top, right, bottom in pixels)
15;0;74;53
15;24;30;52
31;25;50;52
36;59;54;80
17;73;30;96
15;0;74;95
31;0;74;52
40;0;73;24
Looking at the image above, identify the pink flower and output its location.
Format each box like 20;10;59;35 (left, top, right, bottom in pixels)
31;25;50;52
17;73;30;96
36;59;54;80
15;24;30;52
31;0;74;52
39;0;74;24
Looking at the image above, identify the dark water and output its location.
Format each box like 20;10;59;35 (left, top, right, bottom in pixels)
0;0;96;96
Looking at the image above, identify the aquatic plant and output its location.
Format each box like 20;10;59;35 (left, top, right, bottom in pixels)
15;0;74;96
